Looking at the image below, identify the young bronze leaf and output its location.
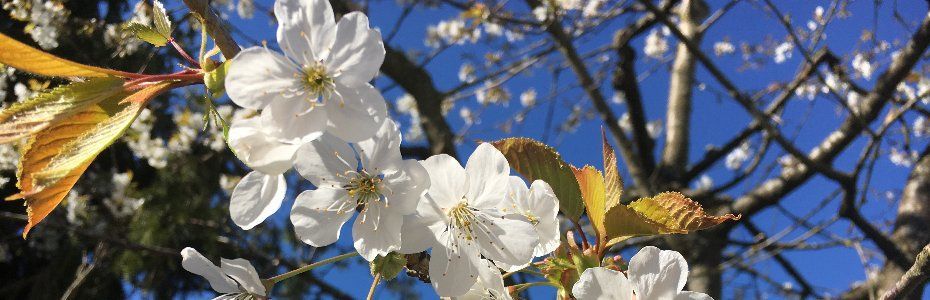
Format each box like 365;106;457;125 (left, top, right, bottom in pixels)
0;78;126;144
603;192;740;246
573;165;607;239
10;106;109;237
0;33;136;78
11;82;172;236
492;138;584;221
33;82;172;189
601;130;623;210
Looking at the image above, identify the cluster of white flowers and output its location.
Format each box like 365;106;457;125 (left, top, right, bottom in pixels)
426;19;480;47
520;88;537;107
125;108;170;169
395;94;424;142
3;0;68;49
178;0;569;297
644;28;670;59
476;82;511;105
713;40;735;56
104;2;152;57
852;53;874;80
889;147;918;167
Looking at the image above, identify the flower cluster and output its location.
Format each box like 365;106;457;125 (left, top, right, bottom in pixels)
173;0;722;298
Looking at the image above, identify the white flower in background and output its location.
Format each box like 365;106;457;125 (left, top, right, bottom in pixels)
572;247;713;300
914;116;930;137
556;0;582;10
237;0;255;19
713;40;735;56
459;107;474;125
852;53;873;80
483;22;503;37
889;148;917;167
647;120;663;139
0;144;19;171
396;94;419;116
181;247;267;299
398;144;539;297
459;63;476;83
225;0;387;144
532;6;549;22
694;174;713;191
725;142;752;170
432;19;480;45
617;113;632;133
496;177;559;271
476;84;511;106
773;42;793;64
291;120;430;261
520;89;537;107
796;82;818;101
644;29;668;59
13;83;33;101
582;0;603;18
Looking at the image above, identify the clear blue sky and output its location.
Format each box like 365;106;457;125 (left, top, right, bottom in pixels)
167;0;930;298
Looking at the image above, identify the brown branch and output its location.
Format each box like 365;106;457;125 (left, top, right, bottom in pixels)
182;0;240;60
881;243;930;300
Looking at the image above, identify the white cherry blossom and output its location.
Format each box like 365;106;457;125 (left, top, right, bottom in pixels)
496;177;560;272
572;246;713;300
226;117;296;230
290;120;430;261
181;247;267;299
225;0;387;144
398;143;539;297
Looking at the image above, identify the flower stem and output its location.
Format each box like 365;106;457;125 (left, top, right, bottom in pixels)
366;273;382;300
169;38;201;68
264;252;359;286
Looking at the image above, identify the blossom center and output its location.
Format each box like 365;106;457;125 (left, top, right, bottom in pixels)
301;62;335;101
448;201;479;241
343;170;384;208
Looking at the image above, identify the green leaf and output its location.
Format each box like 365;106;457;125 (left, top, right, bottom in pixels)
0;78;126;144
152;0;172;38
204;61;229;98
126;23;168;47
370;252;407;281
491;138;584;221
603;192;741;246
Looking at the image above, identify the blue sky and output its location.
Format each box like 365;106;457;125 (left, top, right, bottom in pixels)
164;0;930;298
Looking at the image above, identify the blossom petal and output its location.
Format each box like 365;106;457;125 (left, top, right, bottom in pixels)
629;246;689;299
528;180;560;257
380;159;430;215
421;155;468;209
228;118;301;175
473;213;537;266
327;12;385;86
274;0;334;62
572;267;634;300
353;204;404;261
398;213;438;254
226;47;300;110
261;98;328;142
325;83;387;142
290;188;354;247
502;176;529;214
464;143;510;210
220;258;266;296
676;291;714;300
293;133;356;187
476;259;509;299
430;238;480;297
181;247;240;294
356;119;403;171
229;172;286;230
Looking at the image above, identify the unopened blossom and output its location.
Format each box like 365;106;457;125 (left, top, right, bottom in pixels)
572;246;713;300
496;177;559;272
291;120;430;261
399;143;539;297
225;0;387;144
181;247;267;299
